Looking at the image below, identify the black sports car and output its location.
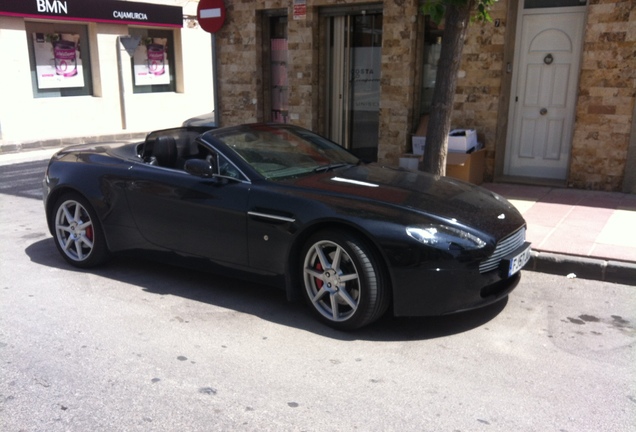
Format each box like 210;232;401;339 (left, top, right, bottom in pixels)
43;123;531;329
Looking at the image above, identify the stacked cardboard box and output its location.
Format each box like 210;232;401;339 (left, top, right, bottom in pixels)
400;115;485;185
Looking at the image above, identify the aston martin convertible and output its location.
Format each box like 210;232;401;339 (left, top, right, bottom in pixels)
43;123;531;329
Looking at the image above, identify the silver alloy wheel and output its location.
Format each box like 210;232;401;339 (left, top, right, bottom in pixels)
54;199;95;262
303;239;361;322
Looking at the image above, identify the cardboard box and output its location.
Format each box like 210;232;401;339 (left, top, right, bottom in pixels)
415;115;429;136
398;149;485;185
446;148;485;185
448;129;478;153
399;154;420;170
412;128;478;155
412;136;426;155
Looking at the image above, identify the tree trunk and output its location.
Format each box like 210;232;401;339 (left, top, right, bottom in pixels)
421;0;475;176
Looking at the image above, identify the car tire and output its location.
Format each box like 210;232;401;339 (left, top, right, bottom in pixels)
300;230;390;330
52;193;109;268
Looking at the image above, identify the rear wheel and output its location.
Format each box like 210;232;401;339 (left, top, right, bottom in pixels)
301;230;390;330
52;193;109;268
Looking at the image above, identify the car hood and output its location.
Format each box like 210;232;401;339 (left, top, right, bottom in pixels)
284;164;525;236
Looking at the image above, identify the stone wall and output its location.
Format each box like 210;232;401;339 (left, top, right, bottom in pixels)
215;0;421;164
569;0;636;191
216;1;270;124
214;0;634;191
376;1;420;163
454;0;635;190
452;0;509;182
286;3;320;130
215;0;511;170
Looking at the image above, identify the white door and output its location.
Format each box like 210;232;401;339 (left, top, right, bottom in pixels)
505;7;586;180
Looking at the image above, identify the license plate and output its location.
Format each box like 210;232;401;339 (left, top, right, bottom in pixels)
507;243;531;277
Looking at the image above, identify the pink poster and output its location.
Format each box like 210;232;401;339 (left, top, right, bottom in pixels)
32;32;85;89
133;37;171;86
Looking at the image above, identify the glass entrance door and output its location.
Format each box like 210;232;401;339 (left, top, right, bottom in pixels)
327;12;382;161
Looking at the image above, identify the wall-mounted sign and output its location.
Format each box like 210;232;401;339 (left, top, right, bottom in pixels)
1;0;182;28
293;0;307;20
351;47;381;112
32;32;84;89
119;35;141;58
197;0;226;34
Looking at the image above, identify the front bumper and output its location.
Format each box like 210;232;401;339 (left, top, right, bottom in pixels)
391;264;523;317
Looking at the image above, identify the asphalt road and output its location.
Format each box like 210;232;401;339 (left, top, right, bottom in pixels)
1;159;635;431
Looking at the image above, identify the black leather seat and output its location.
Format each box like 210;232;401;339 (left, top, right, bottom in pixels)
150;136;177;168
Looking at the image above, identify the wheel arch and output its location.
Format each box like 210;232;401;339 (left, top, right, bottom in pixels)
284;220;393;308
45;186;83;234
45;186;106;239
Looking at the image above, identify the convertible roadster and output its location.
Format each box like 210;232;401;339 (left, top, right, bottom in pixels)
43;123;531;329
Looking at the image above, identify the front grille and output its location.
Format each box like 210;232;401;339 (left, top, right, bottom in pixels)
479;227;526;274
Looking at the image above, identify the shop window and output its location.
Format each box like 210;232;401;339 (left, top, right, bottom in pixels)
26;22;93;98
269;16;289;123
129;28;176;94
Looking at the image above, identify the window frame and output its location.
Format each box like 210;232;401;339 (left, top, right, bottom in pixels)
25;21;94;98
128;27;177;94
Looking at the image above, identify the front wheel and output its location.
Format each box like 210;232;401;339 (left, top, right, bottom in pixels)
52;193;109;268
300;230;390;330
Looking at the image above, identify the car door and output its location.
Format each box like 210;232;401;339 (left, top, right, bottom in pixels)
124;159;250;267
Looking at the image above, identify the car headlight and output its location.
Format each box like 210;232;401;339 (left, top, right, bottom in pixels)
406;225;487;251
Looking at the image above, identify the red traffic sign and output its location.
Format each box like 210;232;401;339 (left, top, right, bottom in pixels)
197;0;226;34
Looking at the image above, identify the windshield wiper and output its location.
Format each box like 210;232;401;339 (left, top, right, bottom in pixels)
313;163;352;173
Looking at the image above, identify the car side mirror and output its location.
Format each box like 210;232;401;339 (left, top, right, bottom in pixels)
184;158;215;178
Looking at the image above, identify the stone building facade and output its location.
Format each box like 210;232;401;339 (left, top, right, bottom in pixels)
569;0;635;191
213;0;635;192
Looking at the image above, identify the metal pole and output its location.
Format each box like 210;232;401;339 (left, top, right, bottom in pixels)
116;36;127;129
211;33;220;127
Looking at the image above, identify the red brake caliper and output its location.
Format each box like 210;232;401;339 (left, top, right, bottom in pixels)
85;225;94;241
315;262;323;288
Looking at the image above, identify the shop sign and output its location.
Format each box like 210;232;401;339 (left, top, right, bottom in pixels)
351;47;381;112
0;0;182;28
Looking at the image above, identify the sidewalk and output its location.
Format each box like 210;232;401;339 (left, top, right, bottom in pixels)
483;183;636;285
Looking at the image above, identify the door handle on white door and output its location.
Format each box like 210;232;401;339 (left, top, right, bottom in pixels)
540;108;548;116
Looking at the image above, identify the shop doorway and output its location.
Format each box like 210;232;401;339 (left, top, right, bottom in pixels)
504;1;586;180
326;11;382;161
266;14;289;123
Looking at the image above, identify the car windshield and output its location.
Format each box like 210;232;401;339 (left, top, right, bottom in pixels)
214;125;360;180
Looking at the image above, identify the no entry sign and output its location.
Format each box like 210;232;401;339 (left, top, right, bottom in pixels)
197;0;226;34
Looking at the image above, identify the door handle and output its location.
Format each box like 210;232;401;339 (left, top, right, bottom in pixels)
540;108;548;116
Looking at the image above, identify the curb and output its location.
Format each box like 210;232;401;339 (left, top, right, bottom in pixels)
0;132;147;155
527;250;636;286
